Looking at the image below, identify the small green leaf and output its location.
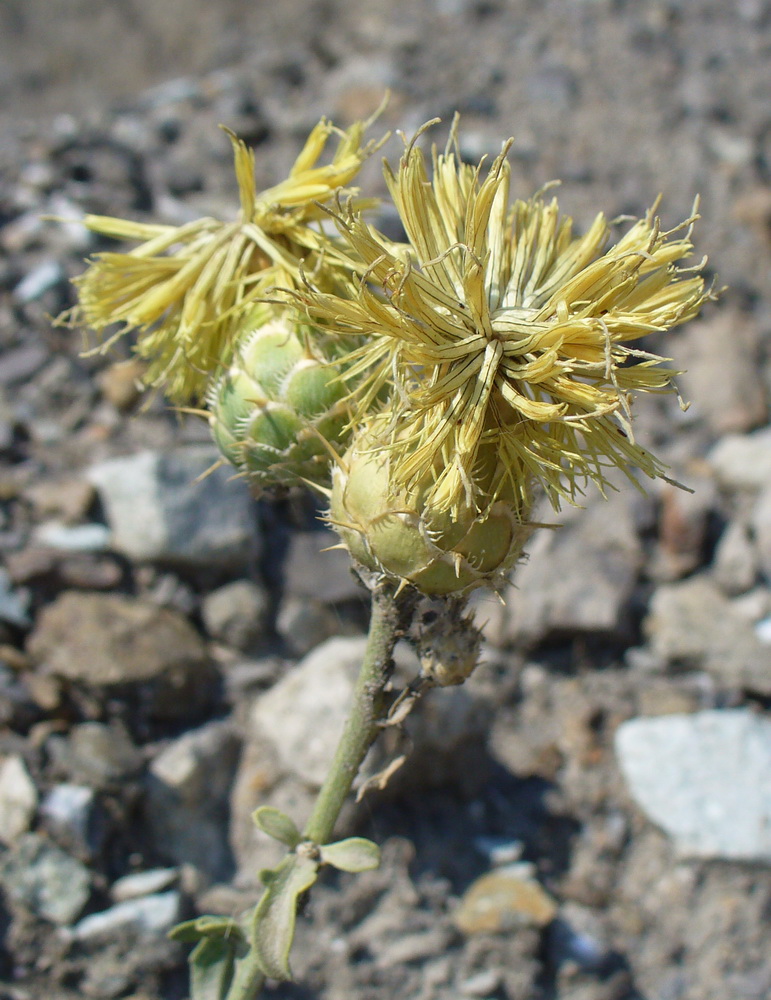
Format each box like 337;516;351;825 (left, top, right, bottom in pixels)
251;853;319;980
189;936;237;1000
319;837;381;873
170;914;246;945
252;806;302;847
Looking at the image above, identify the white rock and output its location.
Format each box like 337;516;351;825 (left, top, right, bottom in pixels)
39;784;95;853
111;867;178;903
33;521;111;552
250;636;366;788
615;710;771;861
0;755;38;845
73;890;181;941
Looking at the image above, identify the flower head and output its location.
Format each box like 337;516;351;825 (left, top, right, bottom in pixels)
63;112;386;403
299;123;714;516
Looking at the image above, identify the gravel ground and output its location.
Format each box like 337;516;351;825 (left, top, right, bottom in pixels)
1;3;771;1000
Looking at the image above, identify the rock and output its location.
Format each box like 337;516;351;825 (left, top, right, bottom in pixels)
111;868;179;903
0;832;91;924
200;579;270;651
145;719;239;882
12;260;66;303
87;446;261;567
713;519;759;594
501;491;647;645
453;863;558;934
752;483;771;581
0;755;38;845
644;574;771;695
72;891;182;942
707;427;771;492
275;596;339;656
248;636;362;788
282;529;364;604
0;343;48;386
671;312;767;434
651;478;716;581
615;710;771;861
0;567;31;628
46;721;143;790
97;359;145;410
33;521;111;552
22;476;95;523
27;591;217;724
39;784;101;858
548;902;613;972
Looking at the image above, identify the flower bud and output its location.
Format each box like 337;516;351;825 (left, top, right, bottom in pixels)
209;313;350;493
329;431;532;596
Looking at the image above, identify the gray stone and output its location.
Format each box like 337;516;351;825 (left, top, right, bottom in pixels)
615;710;771;861
39;784;99;857
72;890;182;942
0;832;91;924
28;591;217;722
752;483;771;581
12;259;66;303
282;529;364;604
501;491;646;645
275;596;341;657
47;721;143;790
87;446;261;567
201;578;270;650
145;719;239;882
671;312;767;434
0;567;30;628
713;519;759;594
0;755;38;845
644;574;771;694
651;477;717;581
707;427;771;492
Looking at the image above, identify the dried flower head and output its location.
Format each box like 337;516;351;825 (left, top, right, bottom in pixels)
62;112;386;403
299;121;714;517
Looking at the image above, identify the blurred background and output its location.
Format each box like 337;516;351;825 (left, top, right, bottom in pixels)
1;3;770;999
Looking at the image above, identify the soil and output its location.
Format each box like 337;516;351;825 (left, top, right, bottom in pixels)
1;3;771;1000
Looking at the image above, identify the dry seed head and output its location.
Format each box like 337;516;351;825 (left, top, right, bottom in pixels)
299;120;715;517
60;111;387;404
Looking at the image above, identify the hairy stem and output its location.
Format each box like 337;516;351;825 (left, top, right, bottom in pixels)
224;581;414;1000
303;582;413;843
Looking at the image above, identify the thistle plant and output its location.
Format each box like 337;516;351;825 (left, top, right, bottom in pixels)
61;111;713;1000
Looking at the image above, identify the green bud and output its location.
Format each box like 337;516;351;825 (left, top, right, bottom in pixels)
208;314;351;493
329;433;533;596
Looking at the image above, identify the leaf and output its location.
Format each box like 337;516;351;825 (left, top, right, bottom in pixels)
170;914;246;945
189;936;238;1000
252;806;302;848
319;837;381;873
251;853;319;980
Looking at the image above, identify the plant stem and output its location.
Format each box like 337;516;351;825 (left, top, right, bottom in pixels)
304;581;413;844
224;581;413;1000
